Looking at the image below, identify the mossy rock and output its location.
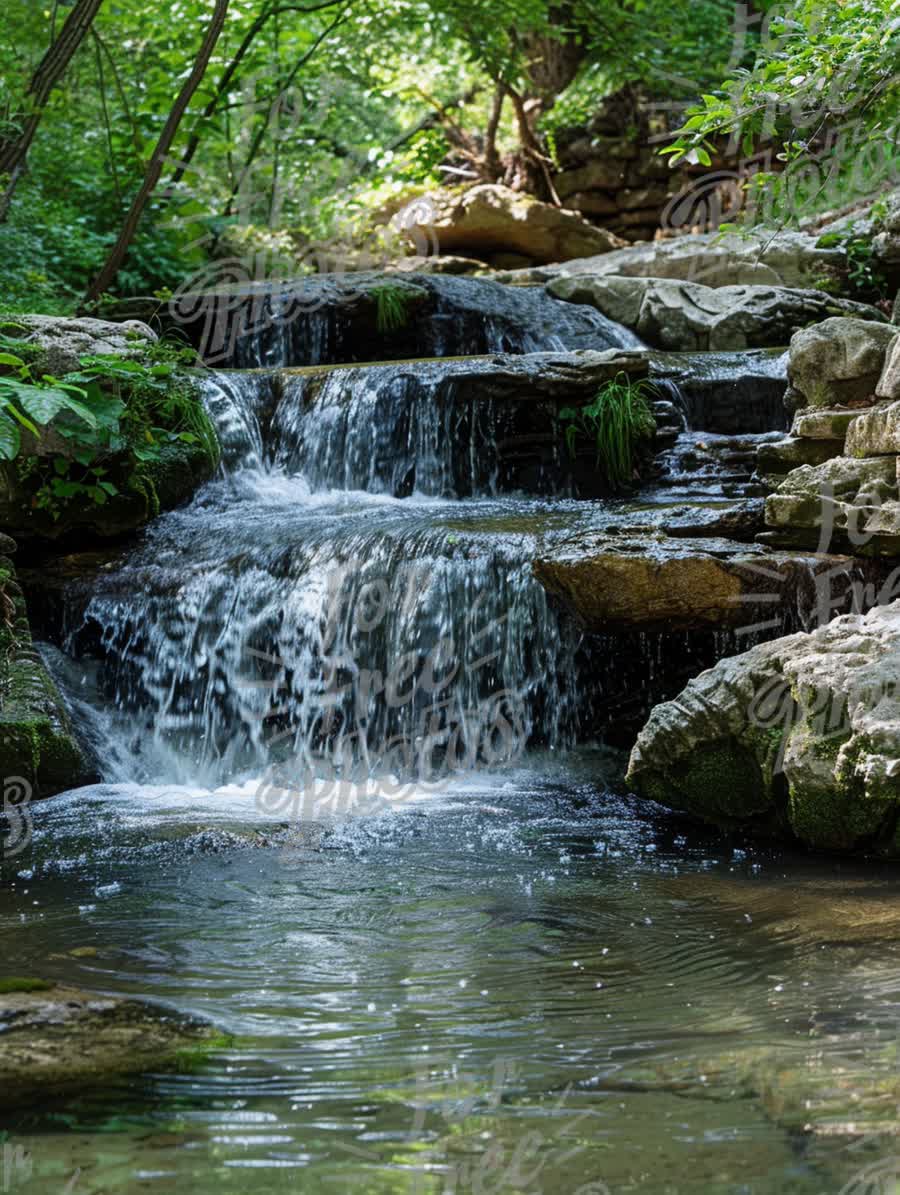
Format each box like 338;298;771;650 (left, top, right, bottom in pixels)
0;983;231;1109
0;556;93;798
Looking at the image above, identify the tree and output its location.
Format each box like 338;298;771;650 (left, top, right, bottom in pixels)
0;0;105;222
85;0;231;302
662;0;900;222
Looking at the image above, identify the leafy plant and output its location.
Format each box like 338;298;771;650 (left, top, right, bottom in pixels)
815;230;890;305
0;331;218;522
559;373;657;490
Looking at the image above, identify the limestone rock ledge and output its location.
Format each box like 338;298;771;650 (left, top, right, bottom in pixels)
626;600;900;856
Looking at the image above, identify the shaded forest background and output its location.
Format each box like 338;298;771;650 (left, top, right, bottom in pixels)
0;0;897;313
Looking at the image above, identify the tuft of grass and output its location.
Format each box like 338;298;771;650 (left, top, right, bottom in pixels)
370;284;412;334
559;372;657;490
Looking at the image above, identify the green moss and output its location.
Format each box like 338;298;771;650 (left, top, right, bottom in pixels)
172;1031;235;1073
0;977;54;994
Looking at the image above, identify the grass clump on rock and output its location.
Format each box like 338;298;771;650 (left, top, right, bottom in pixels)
559;371;657;489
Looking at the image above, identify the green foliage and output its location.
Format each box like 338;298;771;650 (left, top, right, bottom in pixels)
370;284;413;334
559;373;657;490
663;0;900;223
0;331;217;522
815;228;891;304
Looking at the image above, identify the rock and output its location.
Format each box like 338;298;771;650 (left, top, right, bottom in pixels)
532;532;857;633
660;499;765;542
0;437;217;544
555;161;630;198
648;348;788;435
757;436;844;477
182;271;643;369
876;332;900;399
762;456;900;555
0;558;93;797
547;275;883;352
0;314;157;377
394;184;627;266
494;230;847;289
846;400;900;457
791;407;865;441
275;349;652;498
0;982;226;1108
788;317;897;409
872;190;900;272
626;600;900;856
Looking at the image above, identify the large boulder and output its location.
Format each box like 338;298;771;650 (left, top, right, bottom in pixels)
547;276;883;351
788;317;897;408
0;314;157;377
394;184;626;266
626;600;900;856
494;230;847;288
0;981;226;1108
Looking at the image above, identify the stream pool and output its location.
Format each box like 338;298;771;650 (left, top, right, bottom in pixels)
4;762;900;1193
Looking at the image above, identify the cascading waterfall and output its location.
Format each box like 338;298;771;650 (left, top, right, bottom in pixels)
56;340;599;794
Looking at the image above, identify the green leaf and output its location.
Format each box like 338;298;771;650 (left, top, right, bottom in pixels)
0;413;20;460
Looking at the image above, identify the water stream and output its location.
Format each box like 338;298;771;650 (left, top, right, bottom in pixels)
4;288;899;1194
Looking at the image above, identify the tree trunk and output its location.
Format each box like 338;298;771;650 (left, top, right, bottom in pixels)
85;0;231;302
0;0;105;219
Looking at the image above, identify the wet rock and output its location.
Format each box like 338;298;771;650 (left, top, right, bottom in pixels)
532;532;856;633
0;982;226;1108
788;317;896;409
274;350;652;498
626;599;900;856
757;435;845;478
547;275;882;351
173;271;642;368
494;229;848;289
660;499;765;542
0;556;93;798
394;184;627;264
647;348;788;435
0;314;157;377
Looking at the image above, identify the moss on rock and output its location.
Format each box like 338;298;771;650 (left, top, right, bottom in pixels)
0;551;93;797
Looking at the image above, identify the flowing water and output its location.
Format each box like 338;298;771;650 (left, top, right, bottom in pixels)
4;293;900;1194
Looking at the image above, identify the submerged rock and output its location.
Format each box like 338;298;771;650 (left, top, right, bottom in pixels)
547;275;885;351
0;982;227;1108
394;183;627;264
626;600;900;856
494;229;848;289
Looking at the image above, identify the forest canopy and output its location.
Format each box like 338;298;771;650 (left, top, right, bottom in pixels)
0;0;896;311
